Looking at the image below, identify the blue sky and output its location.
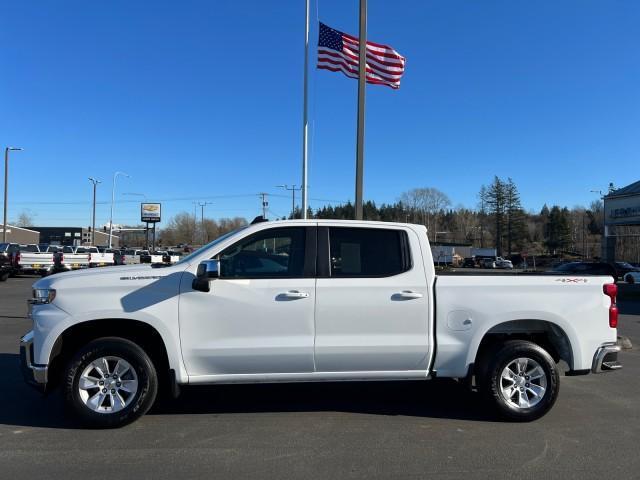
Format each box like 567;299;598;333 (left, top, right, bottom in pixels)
1;0;639;227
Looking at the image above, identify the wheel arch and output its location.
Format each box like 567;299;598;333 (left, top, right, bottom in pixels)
471;319;576;381
47;318;172;391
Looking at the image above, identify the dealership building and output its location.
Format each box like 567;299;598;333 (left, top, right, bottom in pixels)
32;227;119;248
603;180;640;262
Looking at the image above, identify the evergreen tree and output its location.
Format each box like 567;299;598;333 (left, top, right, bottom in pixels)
544;206;571;253
484;177;507;256
504;178;525;255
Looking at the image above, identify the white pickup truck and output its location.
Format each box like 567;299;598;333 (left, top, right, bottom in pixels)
20;220;621;428
14;244;55;276
54;246;115;272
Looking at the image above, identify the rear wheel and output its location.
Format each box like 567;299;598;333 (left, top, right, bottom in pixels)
0;271;9;282
64;337;158;428
626;274;635;284
483;340;559;421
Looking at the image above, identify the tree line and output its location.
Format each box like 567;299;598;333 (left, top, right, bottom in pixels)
124;178;640;262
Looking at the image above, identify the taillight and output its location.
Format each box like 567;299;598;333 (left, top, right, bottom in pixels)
603;283;618;328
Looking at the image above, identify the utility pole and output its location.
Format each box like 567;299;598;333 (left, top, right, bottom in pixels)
259;193;269;219
192;201;198;245
198;201;212;245
3;147;22;242
88;177;101;245
277;184;302;219
354;0;367;220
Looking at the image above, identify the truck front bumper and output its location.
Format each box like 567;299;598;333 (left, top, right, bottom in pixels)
20;331;48;393
591;343;622;373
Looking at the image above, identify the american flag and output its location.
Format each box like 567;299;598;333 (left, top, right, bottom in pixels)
317;22;406;90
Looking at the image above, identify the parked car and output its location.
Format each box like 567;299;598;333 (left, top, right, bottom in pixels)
495;257;514;269
479;257;496;269
461;257;476;268
21;220;621;427
549;262;616;278
613;261;640;280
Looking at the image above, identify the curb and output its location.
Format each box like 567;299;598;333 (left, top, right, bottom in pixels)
617;335;633;350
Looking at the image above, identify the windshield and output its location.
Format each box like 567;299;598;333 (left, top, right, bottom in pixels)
176;228;246;266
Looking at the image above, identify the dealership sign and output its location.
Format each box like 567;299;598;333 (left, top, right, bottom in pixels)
141;203;161;223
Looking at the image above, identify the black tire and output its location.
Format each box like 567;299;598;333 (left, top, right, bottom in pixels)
626;275;635;284
483;340;559;422
64;337;158;428
0;271;9;282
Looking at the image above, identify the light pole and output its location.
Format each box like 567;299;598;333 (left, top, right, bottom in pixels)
198;201;213;245
108;171;130;248
88;177;101;245
277;184;302;219
3;147;23;242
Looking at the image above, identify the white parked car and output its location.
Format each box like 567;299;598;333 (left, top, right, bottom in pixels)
21;220;621;427
495;257;514;269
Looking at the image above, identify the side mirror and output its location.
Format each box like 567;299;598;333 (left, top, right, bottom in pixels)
197;259;220;279
192;259;220;292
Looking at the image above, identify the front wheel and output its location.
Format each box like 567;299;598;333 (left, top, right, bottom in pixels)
483;340;559;421
64;337;158;428
626;274;635;284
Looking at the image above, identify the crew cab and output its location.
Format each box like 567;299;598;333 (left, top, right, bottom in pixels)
20;220;621;428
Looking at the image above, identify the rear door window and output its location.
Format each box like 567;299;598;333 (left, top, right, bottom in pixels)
328;227;411;277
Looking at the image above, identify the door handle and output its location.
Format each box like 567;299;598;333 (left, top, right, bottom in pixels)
280;290;310;299
395;290;423;299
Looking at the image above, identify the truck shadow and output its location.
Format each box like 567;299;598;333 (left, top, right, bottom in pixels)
149;379;497;422
0;352;497;428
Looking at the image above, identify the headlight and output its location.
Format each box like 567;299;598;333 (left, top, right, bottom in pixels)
30;288;56;305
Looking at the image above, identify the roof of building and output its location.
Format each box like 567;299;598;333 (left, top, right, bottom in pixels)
0;224;41;234
606;180;640;198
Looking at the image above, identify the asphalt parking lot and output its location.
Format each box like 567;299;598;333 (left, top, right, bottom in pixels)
1;276;639;479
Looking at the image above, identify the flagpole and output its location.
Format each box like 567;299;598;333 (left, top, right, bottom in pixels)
355;0;367;220
301;0;310;219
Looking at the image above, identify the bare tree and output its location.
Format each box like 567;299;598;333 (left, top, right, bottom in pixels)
399;187;450;238
15;211;34;227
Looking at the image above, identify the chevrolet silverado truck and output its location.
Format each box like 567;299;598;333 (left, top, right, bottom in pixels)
13;244;56;276
20;220;621;427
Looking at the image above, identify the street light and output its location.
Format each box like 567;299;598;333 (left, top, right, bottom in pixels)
277;184;302;219
3;147;23;242
108;171;130;248
88;177;102;245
